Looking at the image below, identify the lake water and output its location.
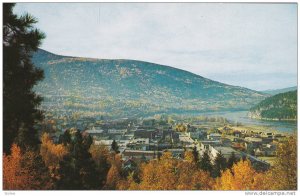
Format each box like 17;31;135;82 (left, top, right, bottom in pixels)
200;110;297;133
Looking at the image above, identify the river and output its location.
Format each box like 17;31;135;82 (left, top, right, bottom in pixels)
200;110;297;133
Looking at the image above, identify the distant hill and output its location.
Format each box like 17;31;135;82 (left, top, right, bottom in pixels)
249;90;297;121
262;86;297;95
32;49;267;118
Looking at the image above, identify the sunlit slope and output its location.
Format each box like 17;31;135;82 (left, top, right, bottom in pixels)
32;49;267;118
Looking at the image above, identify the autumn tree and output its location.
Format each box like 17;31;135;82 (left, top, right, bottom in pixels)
21;149;53;189
40;133;68;179
105;164;122;189
3;3;45;153
117;172;139;190
175;123;187;132
134;152;214;190
267;136;297;190
215;159;260;190
3;144;27;189
3;144;52;190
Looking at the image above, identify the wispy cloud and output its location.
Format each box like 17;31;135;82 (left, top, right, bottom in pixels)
14;3;297;91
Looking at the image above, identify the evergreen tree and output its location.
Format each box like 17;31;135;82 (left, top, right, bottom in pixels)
56;129;99;190
111;140;119;153
89;144;111;188
192;146;199;164
3;3;45;153
227;152;239;169
58;129;72;145
212;151;227;178
199;150;213;172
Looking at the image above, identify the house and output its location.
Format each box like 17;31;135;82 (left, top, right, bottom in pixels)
244;137;262;149
198;140;222;155
127;138;150;151
134;129;156;139
85;129;105;138
209;146;240;161
163;149;184;159
122;149;160;161
207;133;222;140
188;130;206;140
261;132;274;138
179;134;195;146
94;140;113;150
244;137;262;143
107;129;126;135
254;143;277;157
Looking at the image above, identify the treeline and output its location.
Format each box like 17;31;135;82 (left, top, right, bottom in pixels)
250;90;297;120
3;129;297;190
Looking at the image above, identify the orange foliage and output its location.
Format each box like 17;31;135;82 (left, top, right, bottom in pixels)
215;159;266;190
89;143;110;165
3;144;28;189
132;152;214;190
40;132;68;177
117;173;139;190
3;143;52;190
105;164;121;189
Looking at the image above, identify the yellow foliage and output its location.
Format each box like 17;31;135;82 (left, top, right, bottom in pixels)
3;144;52;190
184;151;194;164
89;143;110;166
40;133;68;180
105;164;121;189
134;152;214;190
215;159;266;190
3;144;27;189
266;136;297;190
175;124;187;132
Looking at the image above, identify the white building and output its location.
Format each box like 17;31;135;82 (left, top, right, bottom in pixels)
207;133;222;140
209;146;240;162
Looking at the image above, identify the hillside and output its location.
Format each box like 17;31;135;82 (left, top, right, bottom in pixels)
262;86;297;95
249;90;297;121
32;49;267;118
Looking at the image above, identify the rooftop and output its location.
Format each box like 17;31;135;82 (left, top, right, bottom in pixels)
213;146;237;155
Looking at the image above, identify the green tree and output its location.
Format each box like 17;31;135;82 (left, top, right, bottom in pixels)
192;146;199;164
3;3;45;153
56;129;99;190
212;152;227;178
89;144;111;188
58;129;72;145
111;140;119;153
199;150;212;173
227;152;239;169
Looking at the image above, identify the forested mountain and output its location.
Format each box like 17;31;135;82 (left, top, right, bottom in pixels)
249;90;297;121
32;49;267;118
262;86;297;95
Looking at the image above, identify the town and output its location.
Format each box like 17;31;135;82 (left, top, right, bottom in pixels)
40;114;288;171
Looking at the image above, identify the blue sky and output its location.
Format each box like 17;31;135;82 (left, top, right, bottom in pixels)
14;3;297;91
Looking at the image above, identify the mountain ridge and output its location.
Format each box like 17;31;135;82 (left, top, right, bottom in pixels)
249;90;297;121
32;49;268;118
35;49;266;95
262;86;297;95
